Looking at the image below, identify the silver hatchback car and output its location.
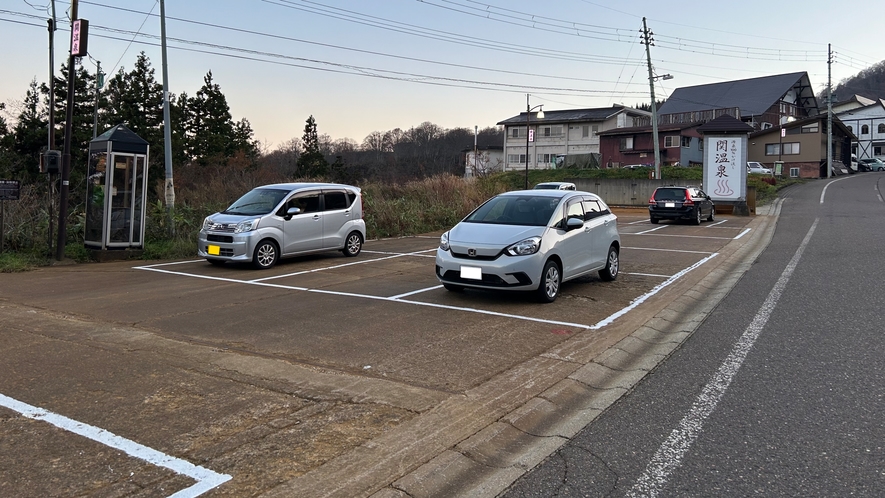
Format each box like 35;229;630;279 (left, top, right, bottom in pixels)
198;183;366;269
435;190;620;302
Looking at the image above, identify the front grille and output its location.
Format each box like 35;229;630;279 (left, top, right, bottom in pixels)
450;250;501;261
206;222;237;233
207;234;233;243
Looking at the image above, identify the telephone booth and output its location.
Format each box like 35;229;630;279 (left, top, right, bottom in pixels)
85;125;149;251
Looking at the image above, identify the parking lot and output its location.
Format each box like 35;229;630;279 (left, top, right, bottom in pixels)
0;208;768;497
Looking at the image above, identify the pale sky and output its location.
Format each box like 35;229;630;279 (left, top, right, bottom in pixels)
2;1;881;151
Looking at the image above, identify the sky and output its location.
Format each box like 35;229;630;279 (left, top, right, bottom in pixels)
2;0;882;151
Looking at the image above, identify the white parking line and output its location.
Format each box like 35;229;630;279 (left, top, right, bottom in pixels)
389;285;443;299
705;220;727;228
625;233;735;240
624;272;671;278
249;249;436;283
0;393;231;498
623;247;714;255
733;228;751;239
635;226;669;235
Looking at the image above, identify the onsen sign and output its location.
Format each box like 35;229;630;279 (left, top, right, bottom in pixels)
702;136;746;203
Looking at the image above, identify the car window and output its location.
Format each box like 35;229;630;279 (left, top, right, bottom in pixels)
567;200;584;221
224;188;288;215
323;190;349;211
465;195;556;226
653;188;686;201
282;191;321;216
583;199;607;219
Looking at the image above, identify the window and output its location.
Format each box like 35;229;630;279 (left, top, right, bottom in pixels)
681;136;691;148
537;154;556;164
861;125;869;135
875;146;883;156
511;127;524;138
765;143;800;155
285;192;321;215
879;124;885;134
582;125;589;138
664;136;680;148
508;154;526;164
699;139;704;151
620;137;634;150
848;125;853;133
790;167;800;178
801;124;819;133
542;126;563;137
323;191;348;211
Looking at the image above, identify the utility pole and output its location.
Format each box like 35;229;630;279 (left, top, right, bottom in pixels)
642;17;661;180
827;43;833;179
473;125;478;176
47;1;57;257
56;0;78;261
92;59;102;138
160;0;176;236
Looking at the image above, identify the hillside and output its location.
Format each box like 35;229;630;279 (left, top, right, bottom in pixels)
831;60;885;102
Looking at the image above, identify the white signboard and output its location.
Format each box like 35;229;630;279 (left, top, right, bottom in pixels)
703;136;746;202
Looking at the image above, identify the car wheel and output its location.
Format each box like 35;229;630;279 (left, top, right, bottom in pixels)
252;240;279;269
207;259;225;267
650;216;659;224
535;260;561;303
599;245;619;282
342;231;363;257
707;206;715;222
693;207;702;225
443;283;464;292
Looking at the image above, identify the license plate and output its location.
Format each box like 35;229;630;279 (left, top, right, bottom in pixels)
460;266;482;280
664;202;675;208
207;245;220;255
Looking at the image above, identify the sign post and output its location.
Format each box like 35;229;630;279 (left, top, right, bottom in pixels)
0;180;22;252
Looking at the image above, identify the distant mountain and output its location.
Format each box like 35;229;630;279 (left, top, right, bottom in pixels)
830;60;885;103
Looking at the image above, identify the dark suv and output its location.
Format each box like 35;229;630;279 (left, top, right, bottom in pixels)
648;186;715;225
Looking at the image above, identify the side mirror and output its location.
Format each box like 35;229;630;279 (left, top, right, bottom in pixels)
566;217;584;230
284;206;301;220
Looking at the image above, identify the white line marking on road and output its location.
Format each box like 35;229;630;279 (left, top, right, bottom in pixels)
137;259;205;268
820;176;850;204
624;272;671;278
623;247;714;255
249;250;436;282
0;393;231;498
627;219;818;498
733;228;751;239
589;253;718;330
636;226;668;235
624;233;734;240
362;250;435;258
389;285;443;299
705;220;727;228
628;219;651;225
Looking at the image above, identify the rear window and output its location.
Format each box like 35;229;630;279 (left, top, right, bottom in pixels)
653;188;687;201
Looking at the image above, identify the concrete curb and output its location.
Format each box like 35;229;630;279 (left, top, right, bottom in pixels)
262;202;783;498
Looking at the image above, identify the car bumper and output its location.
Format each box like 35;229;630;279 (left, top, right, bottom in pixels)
649;206;696;220
435;248;543;291
197;231;257;262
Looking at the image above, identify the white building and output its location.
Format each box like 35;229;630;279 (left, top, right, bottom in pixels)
834;97;885;160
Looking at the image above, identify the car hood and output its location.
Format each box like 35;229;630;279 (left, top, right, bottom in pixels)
448;222;546;253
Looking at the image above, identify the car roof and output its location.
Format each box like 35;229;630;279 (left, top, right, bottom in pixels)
255;182;360;192
500;189;601;200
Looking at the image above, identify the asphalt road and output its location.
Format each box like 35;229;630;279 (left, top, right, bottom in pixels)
0;205;772;497
504;174;885;497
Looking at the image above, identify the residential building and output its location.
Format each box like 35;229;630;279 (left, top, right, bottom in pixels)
463;145;505;177
495;105;650;171
657;72;820;130
832;97;885;160
597;122;705;168
747;115;855;178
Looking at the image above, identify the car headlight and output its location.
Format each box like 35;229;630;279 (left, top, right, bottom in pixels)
202;217;212;231
506;237;541;256
439;231;450;251
235;219;260;233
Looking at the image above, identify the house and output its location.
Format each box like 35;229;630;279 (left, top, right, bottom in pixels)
657;72;820;130
747;115;856;178
495;105;650;171
597;122;705;168
463;145;505;177
832;97;885;160
831;94;876;114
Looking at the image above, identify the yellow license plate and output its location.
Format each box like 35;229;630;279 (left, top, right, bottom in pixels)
207;245;220;255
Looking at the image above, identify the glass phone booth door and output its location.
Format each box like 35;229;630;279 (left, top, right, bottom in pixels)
85;152;147;249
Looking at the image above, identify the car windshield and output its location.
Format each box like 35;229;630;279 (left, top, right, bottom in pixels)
222;188;289;215
653;188;687;201
464;195;560;226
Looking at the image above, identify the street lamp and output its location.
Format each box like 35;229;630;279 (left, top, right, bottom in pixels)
525;94;544;189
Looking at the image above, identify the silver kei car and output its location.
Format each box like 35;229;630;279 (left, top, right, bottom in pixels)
435;190;620;303
198;183;366;269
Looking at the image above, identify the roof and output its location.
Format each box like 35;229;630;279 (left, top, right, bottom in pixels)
497;105;649;126
696;114;755;133
89;124;149;154
658;72;817;118
748;114;857;141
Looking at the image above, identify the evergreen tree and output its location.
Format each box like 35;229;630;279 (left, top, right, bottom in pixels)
295;115;329;178
185;71;235;164
41;60;97;182
12;80;48;181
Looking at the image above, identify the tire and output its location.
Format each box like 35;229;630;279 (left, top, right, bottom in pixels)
693;206;702;225
599;245;620;281
342;231;363;257
443;283;464;292
535;260;561;303
207;259;225;267
650;216;659;224
707;206;715;222
252;240;279;269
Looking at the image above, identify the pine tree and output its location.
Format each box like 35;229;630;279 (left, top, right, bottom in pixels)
12;80;48;181
295;115;329;178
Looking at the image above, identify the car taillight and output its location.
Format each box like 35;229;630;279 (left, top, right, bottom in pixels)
648;195;656;205
682;189;694;206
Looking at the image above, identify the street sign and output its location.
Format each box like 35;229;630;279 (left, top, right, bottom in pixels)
529;129;534;142
0;180;20;201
